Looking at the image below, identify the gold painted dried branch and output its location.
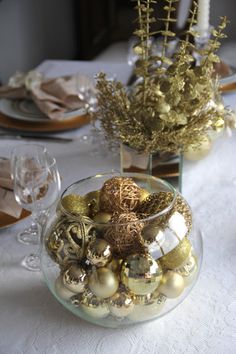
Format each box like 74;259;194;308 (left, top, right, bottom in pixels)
95;0;227;154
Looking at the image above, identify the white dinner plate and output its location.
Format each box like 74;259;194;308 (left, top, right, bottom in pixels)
0;98;86;122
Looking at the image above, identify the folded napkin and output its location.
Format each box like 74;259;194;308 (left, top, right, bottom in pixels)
0;71;94;120
0;158;22;218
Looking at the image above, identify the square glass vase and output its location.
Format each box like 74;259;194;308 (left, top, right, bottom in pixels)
120;143;182;192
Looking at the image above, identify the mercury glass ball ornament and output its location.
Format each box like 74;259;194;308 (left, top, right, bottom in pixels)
41;172;203;328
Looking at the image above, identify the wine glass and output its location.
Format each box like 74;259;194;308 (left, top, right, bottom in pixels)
11;145;61;271
11;144;48;245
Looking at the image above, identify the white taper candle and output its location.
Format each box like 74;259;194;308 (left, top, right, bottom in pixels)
197;0;211;32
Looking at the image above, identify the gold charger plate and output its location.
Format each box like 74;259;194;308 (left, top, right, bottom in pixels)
0;209;31;230
0;112;90;132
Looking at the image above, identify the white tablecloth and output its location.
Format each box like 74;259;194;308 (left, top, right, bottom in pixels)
0;61;236;354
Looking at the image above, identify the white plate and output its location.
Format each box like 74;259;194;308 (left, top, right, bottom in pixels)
0;98;86;122
220;65;236;85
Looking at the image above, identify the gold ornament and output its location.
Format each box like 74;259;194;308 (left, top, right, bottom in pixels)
183;137;212;161
139;188;150;203
121;254;162;295
86;239;112;267
128;292;166;322
109;290;134;318
100;176;141;212
104;212;145;258
158;270;185;298
55;275;75;301
84;190;101;217
62;264;88;293
79;290;110;319
141;225;165;260
175;254;198;286
159;237;192;269
106;258;122;273
93;211;112;228
88;267;119;299
61;194;89;215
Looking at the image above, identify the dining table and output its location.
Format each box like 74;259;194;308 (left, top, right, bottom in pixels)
0;59;236;354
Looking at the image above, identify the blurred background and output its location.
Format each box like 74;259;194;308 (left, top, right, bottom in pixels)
0;0;236;84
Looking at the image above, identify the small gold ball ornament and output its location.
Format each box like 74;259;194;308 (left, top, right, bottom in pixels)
184;137;212;161
128;292;166;321
88;267;119;299
158;270;185;298
159;237;192;269
121;254;162;295
86;239;112;267
55;275;76;301
61;194;89;215
175;254;198;286
62;264;88;293
93;211;112;226
109;290;134;318
84;190;101;217
79;290;110;318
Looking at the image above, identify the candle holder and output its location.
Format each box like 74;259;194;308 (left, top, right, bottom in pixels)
191;25;214;66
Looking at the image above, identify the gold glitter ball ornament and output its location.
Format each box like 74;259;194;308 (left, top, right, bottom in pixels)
84;190;100;217
86;239;112;267
78;290;110;319
121;254;162;295
104;212;145;258
175;254;198;286
55;275;76;301
158;270;185;298
62;264;88;293
61;194;89;215
109;290;134;318
100;176;141;212
159;237;192;269
88;267;119;299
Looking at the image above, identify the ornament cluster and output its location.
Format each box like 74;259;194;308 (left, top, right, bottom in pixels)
46;176;198;323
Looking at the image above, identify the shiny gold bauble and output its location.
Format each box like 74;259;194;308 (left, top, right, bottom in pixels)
175;254;198;286
121;254;162;295
88;267;119;299
107;258;122;273
128;292;166;321
184;138;212;161
139;188;150;203
109;290;134;318
62;264;88;293
158;270;185;298
93;211;112;228
61;194;89;215
55;275;76;301
79;290;110;318
86;239;112;267
84;190;101;217
159;237;192;269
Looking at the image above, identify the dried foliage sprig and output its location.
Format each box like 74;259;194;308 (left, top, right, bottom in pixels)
95;0;228;154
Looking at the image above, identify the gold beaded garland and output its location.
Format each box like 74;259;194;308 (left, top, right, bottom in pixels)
88;267;119;299
86;239;112;267
159;237;192;269
121;254;162;295
158;270;185;298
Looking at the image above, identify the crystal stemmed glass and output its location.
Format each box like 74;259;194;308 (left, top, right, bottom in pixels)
11;144;48;245
11;145;61;271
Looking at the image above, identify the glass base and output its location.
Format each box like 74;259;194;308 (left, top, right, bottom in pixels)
21;253;41;272
120;144;182;192
17;224;39;245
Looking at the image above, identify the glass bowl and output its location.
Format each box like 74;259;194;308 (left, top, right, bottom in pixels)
41;172;203;328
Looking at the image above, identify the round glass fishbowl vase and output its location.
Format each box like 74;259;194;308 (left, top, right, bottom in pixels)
41;172;203;328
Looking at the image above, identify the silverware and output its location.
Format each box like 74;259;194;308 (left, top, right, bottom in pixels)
0;133;74;143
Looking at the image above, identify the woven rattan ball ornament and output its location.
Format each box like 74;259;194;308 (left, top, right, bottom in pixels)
100;177;141;212
61;194;89;216
104;212;145;258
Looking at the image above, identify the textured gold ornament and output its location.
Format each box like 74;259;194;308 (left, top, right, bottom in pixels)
104;212;145;258
128;292;166;322
78;290;110;319
121;254;162;295
88;267;119;299
84;190;101;217
61;194;89;215
100;177;141;212
158;270;185;298
86;239;112;267
93;211;112;225
109;290;134;318
139;188;150;203
159;237;192;269
62;264;88;293
183;137;212;161
175;254;198;286
55;275;76;301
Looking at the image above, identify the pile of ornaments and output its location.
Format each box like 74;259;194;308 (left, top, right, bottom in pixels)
46;176;198;323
